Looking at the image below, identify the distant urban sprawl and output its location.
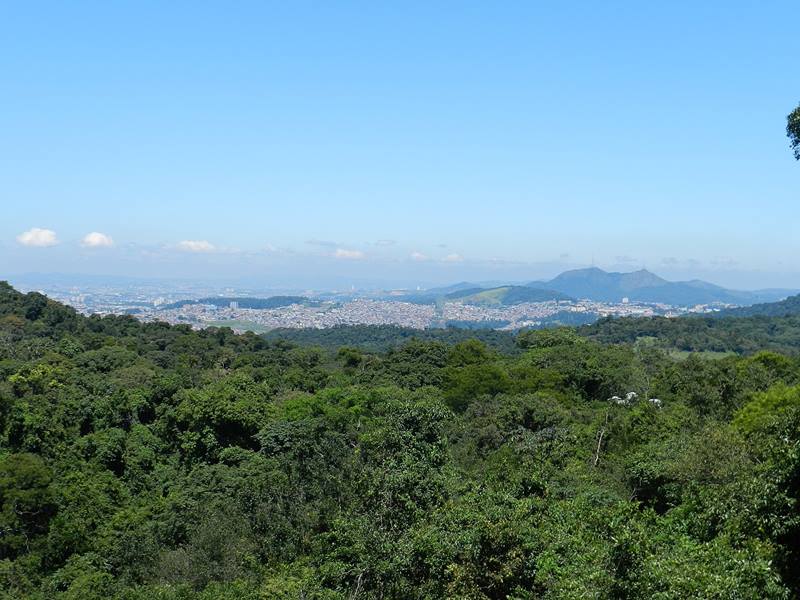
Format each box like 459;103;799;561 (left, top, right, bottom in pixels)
24;282;729;333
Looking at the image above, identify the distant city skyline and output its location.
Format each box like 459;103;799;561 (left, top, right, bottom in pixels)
2;2;798;289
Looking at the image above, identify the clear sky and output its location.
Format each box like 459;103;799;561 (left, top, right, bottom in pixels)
1;1;798;290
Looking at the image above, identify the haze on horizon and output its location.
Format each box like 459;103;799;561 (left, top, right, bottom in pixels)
1;2;798;290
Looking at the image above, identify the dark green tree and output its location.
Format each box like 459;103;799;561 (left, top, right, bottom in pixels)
789;102;800;160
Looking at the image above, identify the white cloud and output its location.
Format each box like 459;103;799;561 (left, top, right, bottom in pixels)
16;228;58;247
333;248;366;260
178;240;215;252
410;251;428;261
81;231;114;248
442;253;464;263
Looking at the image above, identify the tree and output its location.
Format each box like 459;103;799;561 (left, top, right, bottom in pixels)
789;103;800;160
0;453;55;560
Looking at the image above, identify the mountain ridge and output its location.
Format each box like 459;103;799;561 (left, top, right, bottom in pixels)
399;268;795;307
527;267;795;306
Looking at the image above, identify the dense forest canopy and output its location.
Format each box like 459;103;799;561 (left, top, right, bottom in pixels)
580;312;800;355
713;293;800;319
263;324;520;354
0;280;799;598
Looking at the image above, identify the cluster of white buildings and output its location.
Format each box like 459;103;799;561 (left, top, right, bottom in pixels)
145;299;436;331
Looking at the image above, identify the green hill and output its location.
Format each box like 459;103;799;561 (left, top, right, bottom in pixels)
445;285;572;306
714;293;800;318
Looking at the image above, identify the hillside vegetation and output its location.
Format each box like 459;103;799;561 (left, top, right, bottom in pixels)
0;281;799;599
581;313;800;355
715;293;800;318
264;324;520;354
445;286;572;306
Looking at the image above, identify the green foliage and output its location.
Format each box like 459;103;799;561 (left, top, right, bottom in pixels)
174;374;275;460
517;326;584;349
0;281;799;597
734;383;800;433
264;323;519;354
583;313;800;355
408;491;540;598
788;102;800;160
0;453;55;560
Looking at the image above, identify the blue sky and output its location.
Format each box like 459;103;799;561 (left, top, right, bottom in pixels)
1;1;798;289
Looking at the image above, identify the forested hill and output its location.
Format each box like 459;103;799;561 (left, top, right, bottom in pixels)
580;312;800;355
263;324;519;354
713;293;800;318
1;280;799;599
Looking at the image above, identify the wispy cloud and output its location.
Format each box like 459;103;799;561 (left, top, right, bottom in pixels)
373;239;396;247
16;228;58;247
442;253;464;263
410;251;428;261
178;240;215;252
333;248;366;260
81;232;114;248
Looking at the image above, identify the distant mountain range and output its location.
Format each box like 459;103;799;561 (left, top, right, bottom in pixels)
402;268;797;307
526;267;795;306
